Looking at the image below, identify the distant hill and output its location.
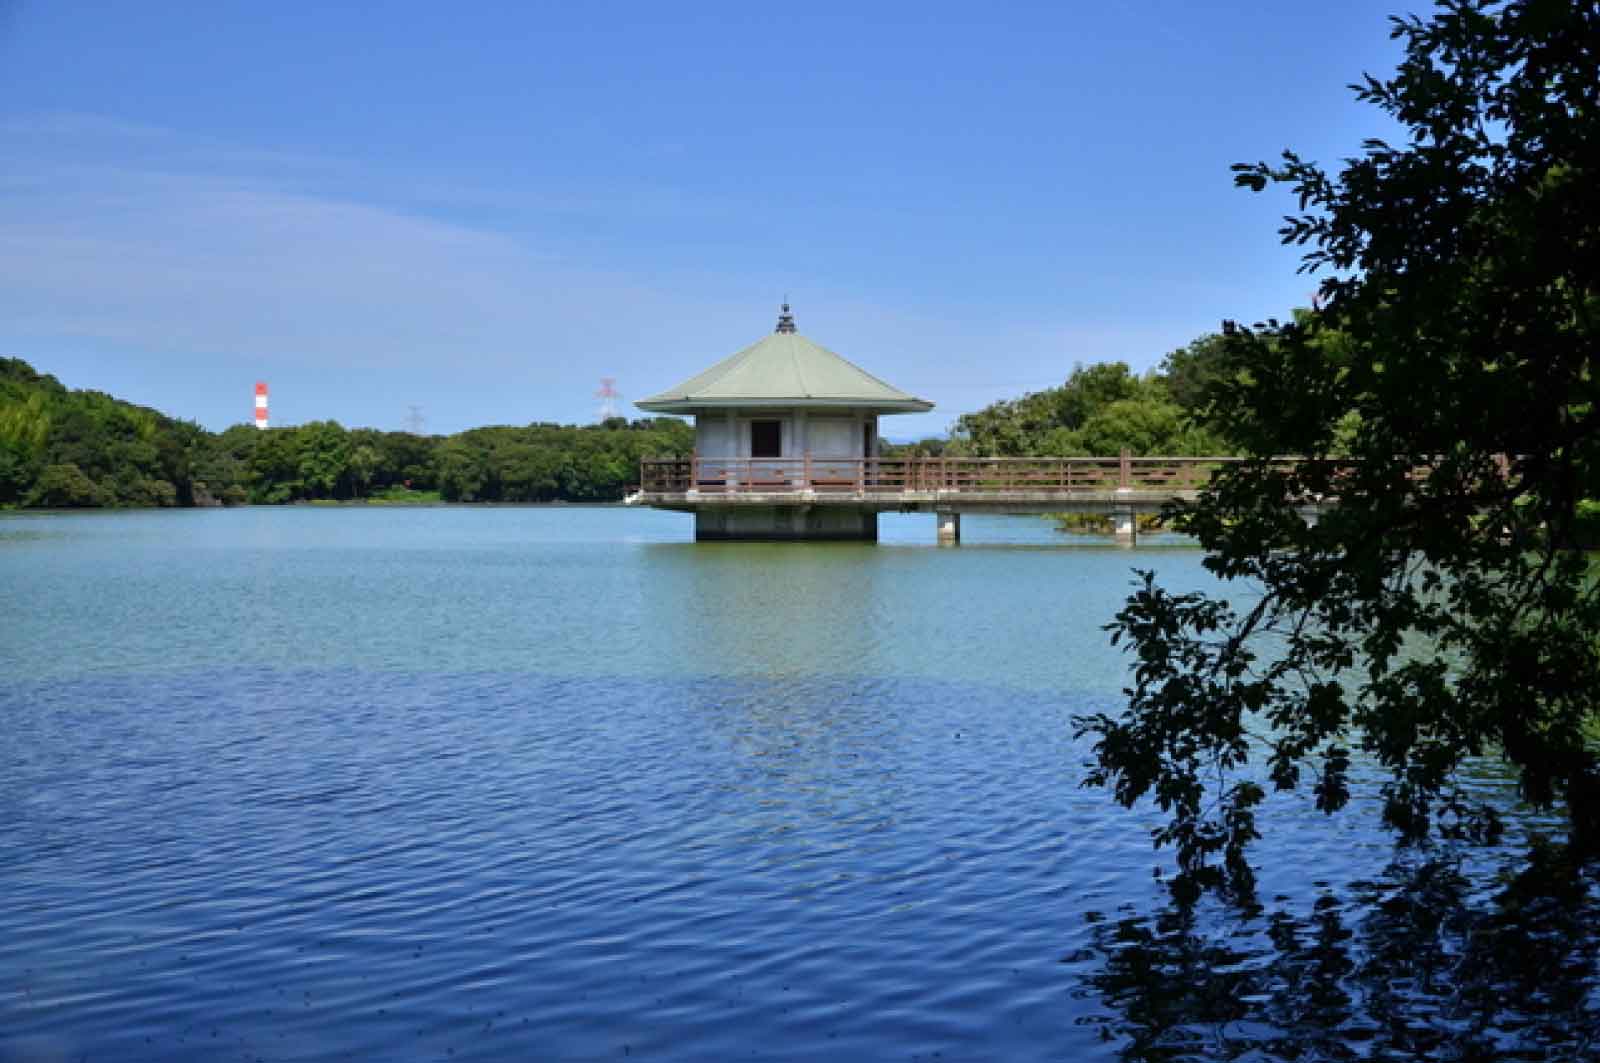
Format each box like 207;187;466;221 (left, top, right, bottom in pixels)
0;356;694;508
0;357;209;507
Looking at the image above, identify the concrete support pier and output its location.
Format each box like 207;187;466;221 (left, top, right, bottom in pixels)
1113;505;1138;547
936;510;961;545
695;506;878;542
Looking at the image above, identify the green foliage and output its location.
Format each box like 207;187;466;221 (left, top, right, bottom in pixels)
348;443;381;497
951;351;1238;457
365;485;442;504
0;439;36;505
1076;399;1229;457
25;463;106;507
1573;499;1600;549
1157;333;1231;413
295;421;352;497
1079;0;1600;897
427;420;691;503
1;358;197;508
435;435;491;502
0;355;695;509
1052;512;1165;536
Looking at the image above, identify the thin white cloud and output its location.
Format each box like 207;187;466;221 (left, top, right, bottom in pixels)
1;166;559;360
0;112;1238;432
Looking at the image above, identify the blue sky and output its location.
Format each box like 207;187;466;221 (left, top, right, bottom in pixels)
0;0;1408;438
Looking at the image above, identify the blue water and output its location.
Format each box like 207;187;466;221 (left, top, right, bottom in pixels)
0;507;1582;1060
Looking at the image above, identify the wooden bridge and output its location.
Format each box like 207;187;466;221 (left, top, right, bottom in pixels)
633;452;1293;543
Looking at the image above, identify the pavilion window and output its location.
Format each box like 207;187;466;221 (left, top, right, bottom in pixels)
751;420;782;458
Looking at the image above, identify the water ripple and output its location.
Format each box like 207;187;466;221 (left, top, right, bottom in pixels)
0;669;1146;1060
2;510;1592;1060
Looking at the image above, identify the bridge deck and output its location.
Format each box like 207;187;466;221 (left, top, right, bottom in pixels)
633;455;1249;511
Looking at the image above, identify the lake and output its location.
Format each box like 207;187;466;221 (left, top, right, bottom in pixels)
1;506;1592;1060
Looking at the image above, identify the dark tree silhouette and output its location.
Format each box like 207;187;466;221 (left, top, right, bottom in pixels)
1078;0;1600;895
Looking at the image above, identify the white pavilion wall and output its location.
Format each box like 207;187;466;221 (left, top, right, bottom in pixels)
693;410;880;459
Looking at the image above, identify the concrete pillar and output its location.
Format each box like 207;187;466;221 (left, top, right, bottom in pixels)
1113;506;1137;547
694;505;877;541
936;510;961;545
793;409;807;487
694;509;726;541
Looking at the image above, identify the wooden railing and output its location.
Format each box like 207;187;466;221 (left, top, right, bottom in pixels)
638;454;1256;495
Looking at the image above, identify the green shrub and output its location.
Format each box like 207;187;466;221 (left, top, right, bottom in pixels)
24;463;106;507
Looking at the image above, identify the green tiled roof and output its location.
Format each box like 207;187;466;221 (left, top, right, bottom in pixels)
635;320;933;415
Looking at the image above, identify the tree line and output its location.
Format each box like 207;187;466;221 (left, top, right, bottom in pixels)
885;332;1240;459
0;356;694;508
5;330;1250;511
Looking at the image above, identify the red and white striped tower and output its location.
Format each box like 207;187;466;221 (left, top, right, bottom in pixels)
254;381;269;429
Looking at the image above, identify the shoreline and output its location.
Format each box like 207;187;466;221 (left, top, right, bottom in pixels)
0;499;640;514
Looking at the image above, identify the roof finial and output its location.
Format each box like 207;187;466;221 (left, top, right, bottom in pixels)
775;299;797;334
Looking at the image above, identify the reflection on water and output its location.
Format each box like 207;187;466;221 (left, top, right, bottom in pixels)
1079;846;1600;1061
2;507;1597;1059
652;543;886;681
